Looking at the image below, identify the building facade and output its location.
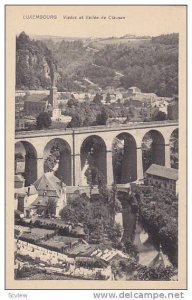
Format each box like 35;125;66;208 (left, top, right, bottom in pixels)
145;164;178;195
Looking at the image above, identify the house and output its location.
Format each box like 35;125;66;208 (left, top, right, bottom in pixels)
15;114;38;131
146;105;159;120
32;172;67;217
149;245;172;268
101;91;123;104
14;172;67;219
131;92;158;103
14;174;25;189
15;101;24;113
15;156;25;175
15;185;38;217
145;164;178;195
23;79;61;118
151;99;169;115
126;87;158;104
24;94;49;115
71;92;92;102
18;227;56;244
127;87;141;96
15;117;26;130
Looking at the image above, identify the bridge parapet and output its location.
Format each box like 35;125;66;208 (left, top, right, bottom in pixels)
15;120;178;139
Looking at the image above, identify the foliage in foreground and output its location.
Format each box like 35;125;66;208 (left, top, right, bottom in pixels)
134;188;178;266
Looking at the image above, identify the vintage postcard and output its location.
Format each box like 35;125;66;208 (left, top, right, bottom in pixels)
5;5;187;289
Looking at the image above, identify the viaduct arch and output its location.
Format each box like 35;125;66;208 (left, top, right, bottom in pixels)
15;141;37;186
43;138;72;185
15;122;178;186
112;133;137;184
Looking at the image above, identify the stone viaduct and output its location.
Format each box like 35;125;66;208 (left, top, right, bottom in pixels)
15;121;178;187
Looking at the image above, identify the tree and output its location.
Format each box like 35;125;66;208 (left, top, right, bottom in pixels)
112;138;124;183
67;96;79;108
122;239;139;260
60;183;123;245
36;112;52;129
46;198;57;217
60;195;91;225
111;257;138;280
108;183;122;225
44;155;57;173
136;188;178;266
105;93;111;103
93;93;102;104
44;142;70;174
133;265;176;281
68;114;82;128
128;105;136;119
106;222;123;248
96;107;109;125
153;111;167;121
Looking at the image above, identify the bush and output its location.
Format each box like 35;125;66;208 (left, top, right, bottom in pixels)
36;112;52;129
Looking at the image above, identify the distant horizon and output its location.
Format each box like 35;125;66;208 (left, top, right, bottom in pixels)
18;32;179;40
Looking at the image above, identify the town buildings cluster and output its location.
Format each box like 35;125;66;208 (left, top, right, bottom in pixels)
14;80;178;280
15;85;178;131
14;159;177;280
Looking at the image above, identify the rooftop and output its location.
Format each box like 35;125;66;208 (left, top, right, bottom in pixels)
15;174;25;182
128;86;140;90
33;172;64;197
18;227;56;242
39;236;81;252
149;247;172;268
25;94;48;102
15;185;38;196
146;164;178;181
67;243;97;256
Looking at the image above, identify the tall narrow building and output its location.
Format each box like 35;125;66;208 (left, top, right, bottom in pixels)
50;87;58;109
49;71;58;109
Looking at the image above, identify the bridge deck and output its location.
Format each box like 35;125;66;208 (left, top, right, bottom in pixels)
15;120;178;139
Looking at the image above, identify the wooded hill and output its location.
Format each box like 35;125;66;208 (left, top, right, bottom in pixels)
16;32;178;97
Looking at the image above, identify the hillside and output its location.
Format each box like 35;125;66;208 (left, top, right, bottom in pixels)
87;33;178;96
88;36;151;50
44;33;178;96
16;32;178;97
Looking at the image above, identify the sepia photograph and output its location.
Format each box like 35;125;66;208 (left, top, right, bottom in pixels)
5;5;187;290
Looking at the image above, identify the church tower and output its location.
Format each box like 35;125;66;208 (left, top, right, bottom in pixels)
50;86;58;109
49;70;62;120
50;71;58;109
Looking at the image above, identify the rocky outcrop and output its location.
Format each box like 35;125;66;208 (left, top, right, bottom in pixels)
16;32;54;90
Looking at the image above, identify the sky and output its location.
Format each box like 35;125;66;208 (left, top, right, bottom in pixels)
8;5;186;38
